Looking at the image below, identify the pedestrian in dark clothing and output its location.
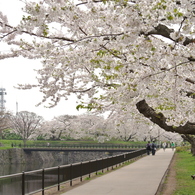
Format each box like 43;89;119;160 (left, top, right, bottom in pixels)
146;141;151;155
151;141;157;155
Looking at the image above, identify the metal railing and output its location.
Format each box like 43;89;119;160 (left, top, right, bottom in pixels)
0;149;146;195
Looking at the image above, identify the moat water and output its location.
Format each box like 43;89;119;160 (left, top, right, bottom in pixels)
0;150;120;195
0;160;69;195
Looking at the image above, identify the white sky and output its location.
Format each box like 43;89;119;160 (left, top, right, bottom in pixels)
0;0;86;120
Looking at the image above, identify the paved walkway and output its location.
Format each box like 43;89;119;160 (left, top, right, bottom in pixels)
61;148;175;195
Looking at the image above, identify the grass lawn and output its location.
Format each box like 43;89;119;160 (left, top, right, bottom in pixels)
0;139;146;149
173;148;195;195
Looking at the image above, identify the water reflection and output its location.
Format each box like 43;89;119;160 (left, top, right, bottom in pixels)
0;175;23;195
0;151;122;195
0;161;65;176
0;161;67;195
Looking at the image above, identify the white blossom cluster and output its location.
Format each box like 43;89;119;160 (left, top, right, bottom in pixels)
0;0;195;128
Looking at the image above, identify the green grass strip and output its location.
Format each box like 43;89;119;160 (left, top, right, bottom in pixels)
174;150;195;195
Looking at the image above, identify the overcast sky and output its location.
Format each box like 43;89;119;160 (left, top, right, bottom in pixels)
0;0;86;120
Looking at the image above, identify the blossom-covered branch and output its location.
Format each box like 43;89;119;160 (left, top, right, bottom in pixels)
136;99;195;135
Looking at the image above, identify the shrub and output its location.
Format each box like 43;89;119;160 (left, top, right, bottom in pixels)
176;146;190;152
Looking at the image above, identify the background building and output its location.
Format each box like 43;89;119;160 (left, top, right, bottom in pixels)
0;88;6;112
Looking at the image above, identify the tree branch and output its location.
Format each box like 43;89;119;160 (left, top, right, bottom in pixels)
136;99;195;135
142;60;191;79
141;23;195;46
0;21;75;42
141;24;174;41
185;78;195;84
76;0;102;6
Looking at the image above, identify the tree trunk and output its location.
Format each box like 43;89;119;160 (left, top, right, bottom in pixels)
181;135;195;155
23;139;27;146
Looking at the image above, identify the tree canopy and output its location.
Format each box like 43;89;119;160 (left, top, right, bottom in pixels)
0;0;195;141
9;111;43;144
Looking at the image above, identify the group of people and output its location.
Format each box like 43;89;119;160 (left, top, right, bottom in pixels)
162;142;175;151
146;141;175;155
146;141;157;155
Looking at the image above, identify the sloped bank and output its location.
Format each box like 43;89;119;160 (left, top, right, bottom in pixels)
0;148;123;165
0;148;27;164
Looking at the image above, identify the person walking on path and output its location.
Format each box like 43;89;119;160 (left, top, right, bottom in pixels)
171;142;175;151
162;142;167;151
151;141;157;155
146;141;151;155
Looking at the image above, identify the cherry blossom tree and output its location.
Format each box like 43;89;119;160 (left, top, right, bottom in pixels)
0;111;12;132
9;111;43;144
40;119;64;140
40;115;77;140
54;114;77;139
70;114;109;142
1;1;195;152
0;111;13;140
106;113;138;142
40;114;109;141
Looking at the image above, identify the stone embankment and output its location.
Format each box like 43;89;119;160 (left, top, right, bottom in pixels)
0;148;26;164
0;148;122;165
